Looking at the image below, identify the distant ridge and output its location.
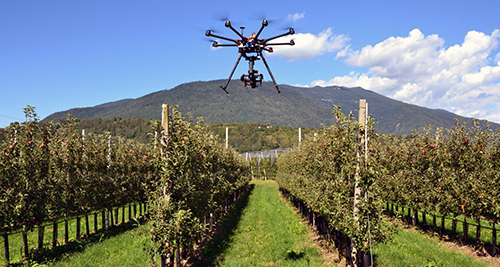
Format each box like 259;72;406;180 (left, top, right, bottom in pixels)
44;80;497;135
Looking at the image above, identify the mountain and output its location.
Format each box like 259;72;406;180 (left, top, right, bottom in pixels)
283;85;486;135
44;80;497;135
45;80;334;128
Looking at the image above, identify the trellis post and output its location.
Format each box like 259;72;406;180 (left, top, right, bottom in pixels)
160;104;169;267
351;99;367;267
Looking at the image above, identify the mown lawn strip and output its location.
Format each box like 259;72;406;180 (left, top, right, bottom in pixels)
214;180;325;267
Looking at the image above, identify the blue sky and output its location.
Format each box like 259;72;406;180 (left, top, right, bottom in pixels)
1;0;499;127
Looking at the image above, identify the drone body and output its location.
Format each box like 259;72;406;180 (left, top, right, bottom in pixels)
206;19;295;93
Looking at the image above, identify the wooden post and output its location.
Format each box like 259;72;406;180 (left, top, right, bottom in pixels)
226;127;229;148
160;104;170;267
351;99;367;267
161;104;169;160
298;127;302;144
106;134;112;230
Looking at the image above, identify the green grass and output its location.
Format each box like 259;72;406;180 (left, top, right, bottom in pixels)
1;203;145;266
211;180;325;267
389;204;498;248
4;184;496;267
45;222;151;267
373;227;489;267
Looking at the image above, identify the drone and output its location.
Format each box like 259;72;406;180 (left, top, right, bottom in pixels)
206;19;295;93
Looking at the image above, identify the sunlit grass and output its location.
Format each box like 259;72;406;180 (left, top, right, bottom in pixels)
46;222;151;267
373;227;489;267
389;204;497;247
1;203;145;266
213;180;325;267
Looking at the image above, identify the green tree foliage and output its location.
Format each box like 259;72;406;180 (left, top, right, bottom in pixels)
0;107;157;234
375;119;500;223
275;107;394;253
147;106;251;262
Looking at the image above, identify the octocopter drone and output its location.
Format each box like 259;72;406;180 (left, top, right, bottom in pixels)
206;19;295;93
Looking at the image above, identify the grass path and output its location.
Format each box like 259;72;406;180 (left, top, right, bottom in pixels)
210;180;326;266
24;179;497;267
46;222;151;267
373;227;497;267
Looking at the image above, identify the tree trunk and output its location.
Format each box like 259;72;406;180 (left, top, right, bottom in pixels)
175;247;181;267
4;233;10;264
463;218;468;244
115;207;119;225
451;217;457;241
22;229;29;259
94;212;98;233
129;204;132;221
38;225;44;250
85;214;90;237
476;219;481;247
440;215;446;237
101;210;106;231
76;216;81;240
412;209;418;226
64;218;69;245
122;206;126;224
160;255;166;267
492;219;497;257
52;219;58;247
432;214;437;233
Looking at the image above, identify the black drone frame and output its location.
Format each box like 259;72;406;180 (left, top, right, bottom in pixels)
206;19;295;93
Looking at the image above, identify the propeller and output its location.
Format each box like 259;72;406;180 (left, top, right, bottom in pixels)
211;11;231;22
248;11;281;25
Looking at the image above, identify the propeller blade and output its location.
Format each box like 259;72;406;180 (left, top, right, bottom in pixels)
248;11;281;24
211;11;231;22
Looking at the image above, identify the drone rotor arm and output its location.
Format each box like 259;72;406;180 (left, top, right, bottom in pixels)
263;28;295;44
254;19;268;39
213;43;239;47
265;40;295;46
225;21;245;39
206;31;239;44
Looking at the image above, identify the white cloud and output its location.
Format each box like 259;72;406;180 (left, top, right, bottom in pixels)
287;12;305;22
269;28;350;61
312;29;500;123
